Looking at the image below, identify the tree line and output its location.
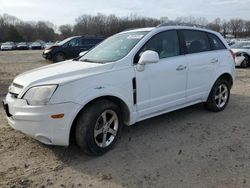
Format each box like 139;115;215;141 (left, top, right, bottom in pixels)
0;13;250;43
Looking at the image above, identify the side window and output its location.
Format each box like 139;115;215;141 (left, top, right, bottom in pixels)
68;38;81;47
208;33;226;50
182;30;210;54
82;39;102;46
88;39;96;45
134;30;180;63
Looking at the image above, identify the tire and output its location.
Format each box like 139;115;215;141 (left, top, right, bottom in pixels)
75;99;123;156
241;55;249;68
206;79;230;112
52;52;65;63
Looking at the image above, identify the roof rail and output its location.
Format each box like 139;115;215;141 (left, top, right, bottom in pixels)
157;22;209;29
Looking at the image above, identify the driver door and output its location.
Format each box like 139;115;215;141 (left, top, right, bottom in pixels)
67;38;82;58
134;30;188;119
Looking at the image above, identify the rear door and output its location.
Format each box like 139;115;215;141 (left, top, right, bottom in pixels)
81;38;102;52
181;30;219;102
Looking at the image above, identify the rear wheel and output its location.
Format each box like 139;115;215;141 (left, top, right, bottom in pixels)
52;52;65;63
206;79;230;112
75;99;122;155
241;55;249;68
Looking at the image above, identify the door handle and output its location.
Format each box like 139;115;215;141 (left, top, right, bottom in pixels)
211;58;219;63
176;65;187;71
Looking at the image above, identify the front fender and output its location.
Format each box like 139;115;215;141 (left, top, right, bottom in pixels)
73;85;136;124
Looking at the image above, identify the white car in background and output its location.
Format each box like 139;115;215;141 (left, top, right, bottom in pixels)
231;41;250;68
1;42;16;50
3;25;235;155
45;42;54;49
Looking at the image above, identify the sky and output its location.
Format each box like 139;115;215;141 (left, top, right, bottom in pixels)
0;0;250;26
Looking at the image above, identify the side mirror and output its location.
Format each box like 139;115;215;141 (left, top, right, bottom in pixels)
137;50;159;72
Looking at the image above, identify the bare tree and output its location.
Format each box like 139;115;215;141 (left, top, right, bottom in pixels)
229;18;244;38
207;18;221;32
221;19;230;37
1;13;250;42
59;24;73;39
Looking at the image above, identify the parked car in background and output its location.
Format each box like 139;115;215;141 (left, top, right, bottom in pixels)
31;42;43;50
42;36;104;62
231;41;250;68
3;25;235;155
1;42;16;50
17;42;29;50
45;42;54;49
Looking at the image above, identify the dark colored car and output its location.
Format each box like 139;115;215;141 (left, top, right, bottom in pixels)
42;36;104;62
17;42;29;50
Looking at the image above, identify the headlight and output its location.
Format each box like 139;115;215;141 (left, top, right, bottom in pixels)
23;85;58;105
44;49;52;54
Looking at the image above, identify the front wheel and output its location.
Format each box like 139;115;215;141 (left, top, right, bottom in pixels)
52;52;65;63
75;100;122;155
206;79;230;112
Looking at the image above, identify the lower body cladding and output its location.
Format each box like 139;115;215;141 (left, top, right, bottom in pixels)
3;93;82;146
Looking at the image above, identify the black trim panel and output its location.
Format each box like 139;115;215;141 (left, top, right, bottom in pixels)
132;78;137;105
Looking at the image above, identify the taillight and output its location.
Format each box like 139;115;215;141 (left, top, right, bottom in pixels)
229;50;236;62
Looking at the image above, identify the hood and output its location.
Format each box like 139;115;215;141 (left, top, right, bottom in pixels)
13;60;114;88
45;44;60;50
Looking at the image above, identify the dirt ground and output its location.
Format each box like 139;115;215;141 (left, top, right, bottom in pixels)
0;50;250;188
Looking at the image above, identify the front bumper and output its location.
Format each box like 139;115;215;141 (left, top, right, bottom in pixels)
42;52;52;60
1;47;12;50
32;46;42;50
3;93;82;146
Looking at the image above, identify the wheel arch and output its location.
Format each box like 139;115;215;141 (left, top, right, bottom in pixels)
69;95;131;144
206;72;234;102
242;52;250;58
216;73;233;88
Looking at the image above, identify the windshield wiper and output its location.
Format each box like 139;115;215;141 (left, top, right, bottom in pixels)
80;59;104;63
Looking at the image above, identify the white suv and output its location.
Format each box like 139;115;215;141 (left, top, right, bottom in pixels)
3;25;236;155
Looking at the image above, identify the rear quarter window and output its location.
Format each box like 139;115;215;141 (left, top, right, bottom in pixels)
182;30;211;54
208;33;226;50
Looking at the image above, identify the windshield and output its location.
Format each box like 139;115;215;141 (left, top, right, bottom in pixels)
80;31;149;63
57;37;76;45
231;42;250;49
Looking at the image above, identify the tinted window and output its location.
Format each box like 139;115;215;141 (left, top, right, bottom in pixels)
68;38;81;47
81;38;103;45
182;30;210;54
208;33;226;50
135;30;180;62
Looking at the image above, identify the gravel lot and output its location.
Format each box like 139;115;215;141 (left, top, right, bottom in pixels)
1;50;250;188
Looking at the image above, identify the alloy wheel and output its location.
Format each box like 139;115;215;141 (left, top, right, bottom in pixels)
94;110;119;148
215;84;228;108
